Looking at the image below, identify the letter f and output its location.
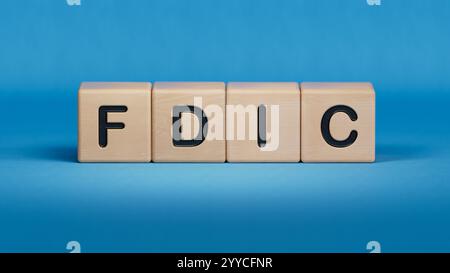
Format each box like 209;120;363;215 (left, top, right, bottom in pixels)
98;105;128;148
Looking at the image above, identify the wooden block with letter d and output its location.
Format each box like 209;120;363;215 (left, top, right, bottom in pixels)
152;82;226;162
226;82;301;162
78;82;152;162
300;82;375;162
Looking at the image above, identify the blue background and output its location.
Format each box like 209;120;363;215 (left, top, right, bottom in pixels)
1;0;450;253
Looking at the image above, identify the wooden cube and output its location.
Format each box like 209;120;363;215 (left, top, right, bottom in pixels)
300;82;375;162
152;82;225;162
226;82;300;162
78;82;152;162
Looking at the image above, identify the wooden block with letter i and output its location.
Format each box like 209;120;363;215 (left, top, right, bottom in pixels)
300;82;375;162
78;82;152;162
152;82;226;162
226;82;301;162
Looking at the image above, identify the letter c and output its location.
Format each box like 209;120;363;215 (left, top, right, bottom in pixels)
321;105;358;148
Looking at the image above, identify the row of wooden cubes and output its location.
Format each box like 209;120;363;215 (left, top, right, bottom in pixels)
78;82;375;162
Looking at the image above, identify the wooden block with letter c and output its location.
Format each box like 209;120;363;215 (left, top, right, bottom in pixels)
300;82;375;162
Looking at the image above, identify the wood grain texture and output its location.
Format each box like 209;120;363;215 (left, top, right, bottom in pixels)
78;82;152;162
152;82;226;162
300;82;375;162
226;82;300;162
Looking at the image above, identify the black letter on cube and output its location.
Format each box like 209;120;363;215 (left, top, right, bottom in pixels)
257;104;267;148
98;105;128;148
172;105;208;147
321;105;358;148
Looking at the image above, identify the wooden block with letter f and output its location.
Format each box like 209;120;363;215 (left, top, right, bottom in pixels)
300;82;375;162
78;82;152;162
152;82;226;162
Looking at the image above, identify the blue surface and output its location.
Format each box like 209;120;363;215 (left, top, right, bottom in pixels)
1;0;450;253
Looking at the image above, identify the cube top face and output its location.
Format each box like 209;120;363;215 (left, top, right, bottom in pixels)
152;82;226;162
226;82;300;162
301;82;375;93
301;82;375;162
78;82;152;162
153;82;225;92
227;82;299;93
80;82;152;91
